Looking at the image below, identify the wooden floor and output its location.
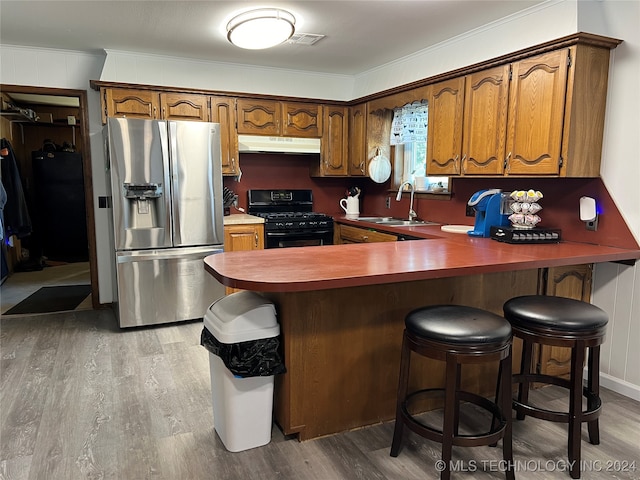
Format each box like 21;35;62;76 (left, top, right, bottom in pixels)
1;309;639;480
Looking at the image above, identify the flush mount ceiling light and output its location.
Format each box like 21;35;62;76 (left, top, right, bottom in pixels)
227;8;296;50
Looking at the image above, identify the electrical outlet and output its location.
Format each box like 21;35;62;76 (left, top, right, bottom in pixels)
385;197;391;209
586;217;598;231
466;205;475;217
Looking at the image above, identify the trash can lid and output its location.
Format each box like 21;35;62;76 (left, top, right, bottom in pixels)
204;291;279;343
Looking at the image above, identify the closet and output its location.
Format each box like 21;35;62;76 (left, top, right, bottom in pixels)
1;91;87;274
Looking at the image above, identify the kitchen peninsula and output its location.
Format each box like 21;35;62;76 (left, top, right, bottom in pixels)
204;224;640;441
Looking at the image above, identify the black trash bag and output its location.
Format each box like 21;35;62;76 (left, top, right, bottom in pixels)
201;327;286;378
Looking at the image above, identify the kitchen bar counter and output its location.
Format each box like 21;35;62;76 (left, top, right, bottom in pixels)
204;223;639;292
203;225;639;441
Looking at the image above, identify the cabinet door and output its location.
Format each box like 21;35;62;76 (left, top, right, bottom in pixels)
282;102;321;137
236;98;280;135
426;77;465;175
160;93;210;121
224;223;264;251
348;104;367;176
224;223;264;294
505;49;569;175
462;65;510;175
338;225;397;244
538;264;593;377
319;106;349;176
104;89;159;121
211;97;239;176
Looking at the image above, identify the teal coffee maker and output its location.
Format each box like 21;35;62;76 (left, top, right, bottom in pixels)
467;189;510;237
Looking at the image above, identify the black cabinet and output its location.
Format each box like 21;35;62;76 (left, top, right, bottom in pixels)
32;151;88;262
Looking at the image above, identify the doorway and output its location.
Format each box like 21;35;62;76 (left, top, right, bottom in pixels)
1;84;99;315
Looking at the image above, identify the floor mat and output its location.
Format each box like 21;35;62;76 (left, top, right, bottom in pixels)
4;285;91;315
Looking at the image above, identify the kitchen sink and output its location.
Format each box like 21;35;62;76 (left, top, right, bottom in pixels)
355;217;439;226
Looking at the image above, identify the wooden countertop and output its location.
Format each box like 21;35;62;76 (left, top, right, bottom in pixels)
204;220;640;293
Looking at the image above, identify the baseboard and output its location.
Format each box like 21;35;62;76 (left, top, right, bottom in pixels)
598;373;640;402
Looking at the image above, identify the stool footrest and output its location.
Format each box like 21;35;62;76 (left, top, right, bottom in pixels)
401;388;507;448
513;373;602;424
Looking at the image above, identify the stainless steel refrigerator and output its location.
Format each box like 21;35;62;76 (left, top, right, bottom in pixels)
105;117;225;328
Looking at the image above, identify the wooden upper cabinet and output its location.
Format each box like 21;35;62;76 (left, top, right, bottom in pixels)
348;103;367;176
461;65;510;175
426;77;465;175
314;105;348;176
159;93;209;121
505;49;569;175
282;102;322;137
104;88;160;121
236;98;280;135
428;43;613;178
236;98;321;137
211;97;239;176
103;88;210;123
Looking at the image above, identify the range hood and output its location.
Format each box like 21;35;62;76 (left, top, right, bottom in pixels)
238;135;321;154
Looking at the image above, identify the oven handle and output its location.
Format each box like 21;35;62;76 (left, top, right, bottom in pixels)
266;230;333;237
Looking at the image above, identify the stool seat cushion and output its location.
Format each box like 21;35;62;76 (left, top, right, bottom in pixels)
405;305;511;344
504;295;608;332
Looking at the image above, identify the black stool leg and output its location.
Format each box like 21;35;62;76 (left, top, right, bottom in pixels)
501;349;515;480
490;361;504;442
391;334;411;457
569;342;586;479
587;345;601;445
516;338;534;420
441;354;459;480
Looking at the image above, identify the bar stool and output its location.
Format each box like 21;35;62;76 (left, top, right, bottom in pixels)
390;305;515;480
503;295;608;479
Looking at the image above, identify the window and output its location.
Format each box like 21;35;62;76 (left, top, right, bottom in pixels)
400;143;448;191
391;101;448;191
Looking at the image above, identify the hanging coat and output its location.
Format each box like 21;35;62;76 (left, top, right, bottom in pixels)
0;138;32;238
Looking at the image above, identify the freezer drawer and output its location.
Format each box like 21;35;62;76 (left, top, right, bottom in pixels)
115;246;225;328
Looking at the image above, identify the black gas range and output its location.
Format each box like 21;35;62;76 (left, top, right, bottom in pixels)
247;189;334;248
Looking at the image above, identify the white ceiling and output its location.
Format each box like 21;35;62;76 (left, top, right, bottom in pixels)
0;0;546;76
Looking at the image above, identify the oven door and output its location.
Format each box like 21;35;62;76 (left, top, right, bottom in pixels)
265;230;333;248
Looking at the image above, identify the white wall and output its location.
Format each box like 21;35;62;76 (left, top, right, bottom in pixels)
1;0;638;398
0;45;116;303
100;50;354;101
578;0;640;398
352;0;578;98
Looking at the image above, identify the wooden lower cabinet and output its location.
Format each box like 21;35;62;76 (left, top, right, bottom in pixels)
536;264;593;378
335;224;397;244
223;222;264;293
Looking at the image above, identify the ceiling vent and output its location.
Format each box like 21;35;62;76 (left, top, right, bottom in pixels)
287;33;325;46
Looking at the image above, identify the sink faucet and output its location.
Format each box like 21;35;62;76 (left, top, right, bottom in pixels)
396;181;417;221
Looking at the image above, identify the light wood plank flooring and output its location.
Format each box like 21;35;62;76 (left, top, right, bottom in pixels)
1;309;639;480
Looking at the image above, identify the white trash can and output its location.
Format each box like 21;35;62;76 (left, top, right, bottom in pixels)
202;291;282;452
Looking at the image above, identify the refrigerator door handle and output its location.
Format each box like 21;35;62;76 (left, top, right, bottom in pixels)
116;246;223;263
168;121;182;245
